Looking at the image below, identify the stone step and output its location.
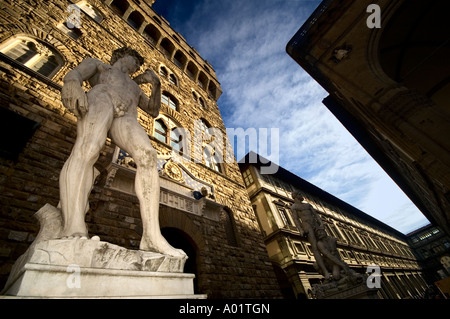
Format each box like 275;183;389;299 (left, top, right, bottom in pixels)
3;263;203;298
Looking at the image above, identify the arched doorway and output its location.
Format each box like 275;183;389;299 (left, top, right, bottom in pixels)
272;264;296;299
378;0;449;116
161;227;199;293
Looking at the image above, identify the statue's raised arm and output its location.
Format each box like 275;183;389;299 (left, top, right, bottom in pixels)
134;69;161;118
61;58;103;118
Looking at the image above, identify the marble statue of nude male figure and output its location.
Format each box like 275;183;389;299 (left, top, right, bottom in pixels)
59;47;185;258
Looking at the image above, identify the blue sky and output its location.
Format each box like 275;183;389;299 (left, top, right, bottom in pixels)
152;0;430;234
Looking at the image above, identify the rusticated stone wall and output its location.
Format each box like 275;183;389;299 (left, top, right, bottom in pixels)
0;0;282;298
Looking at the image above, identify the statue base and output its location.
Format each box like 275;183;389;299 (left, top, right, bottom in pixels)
312;274;379;299
1;238;205;298
313;282;379;299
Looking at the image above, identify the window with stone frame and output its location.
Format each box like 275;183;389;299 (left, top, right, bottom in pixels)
160;38;174;59
58;22;83;40
293;241;306;255
203;146;222;173
77;1;104;23
170;127;183;153
242;169;254;187
199;97;206;109
161;91;178;111
276;205;296;229
153;116;185;154
186;61;198;80
159;66;168;78
0;36;64;78
154;118;167;143
325;223;338;240
169;73;178;86
110;0;129;16
174;51;187;70
127;11;144;30
197;118;223;173
143;23;161;45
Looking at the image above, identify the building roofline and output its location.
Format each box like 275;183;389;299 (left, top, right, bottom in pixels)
405;223;434;237
239;151;409;239
285;0;335;64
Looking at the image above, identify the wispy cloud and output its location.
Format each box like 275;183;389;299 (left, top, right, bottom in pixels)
172;0;429;234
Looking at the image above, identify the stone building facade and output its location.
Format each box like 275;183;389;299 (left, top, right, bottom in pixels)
0;0;282;298
286;0;450;237
240;153;429;299
407;224;450;297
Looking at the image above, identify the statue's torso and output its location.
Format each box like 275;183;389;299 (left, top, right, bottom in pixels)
88;63;142;117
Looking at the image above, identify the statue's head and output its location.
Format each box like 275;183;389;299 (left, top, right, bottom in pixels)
292;191;304;201
110;47;144;69
316;227;327;239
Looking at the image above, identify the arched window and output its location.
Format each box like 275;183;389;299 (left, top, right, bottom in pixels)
169;73;177;86
208;81;217;99
143;23;161;45
153;15;162;25
110;0;129;16
160;38;174;59
162;92;178;111
198;118;210;133
198;71;208;90
196;118;222;173
127;11;144;30
174;50;187;69
154;119;167;143
58;22;83;40
192;91;206;109
170;128;183;152
0;36;64;78
379;1;449;115
199;97;206;109
154;117;184;152
203;146;222;173
77;1;103;23
159;66;168;78
186;61;198;80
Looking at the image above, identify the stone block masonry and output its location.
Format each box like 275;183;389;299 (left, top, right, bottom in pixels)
0;0;283;298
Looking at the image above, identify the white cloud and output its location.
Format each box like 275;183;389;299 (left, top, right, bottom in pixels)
180;0;429;234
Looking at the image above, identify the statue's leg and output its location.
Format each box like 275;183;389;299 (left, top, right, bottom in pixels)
109;115;186;258
332;265;341;280
307;232;331;279
59;90;113;237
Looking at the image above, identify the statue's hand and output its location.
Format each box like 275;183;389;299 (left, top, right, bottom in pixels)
139;69;160;85
147;99;160;118
61;80;88;118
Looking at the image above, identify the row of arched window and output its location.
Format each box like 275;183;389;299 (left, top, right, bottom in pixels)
154;116;223;173
0;36;205;113
0;1;220;99
105;0;220;100
0;1;224;175
0;35;222;173
159;65;208;111
0;36;64;79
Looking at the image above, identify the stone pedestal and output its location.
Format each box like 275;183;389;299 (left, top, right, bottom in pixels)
1;238;205;299
312;275;379;299
313;282;379;299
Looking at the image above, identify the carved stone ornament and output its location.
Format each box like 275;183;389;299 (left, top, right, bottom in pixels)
331;43;352;63
163;160;184;183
